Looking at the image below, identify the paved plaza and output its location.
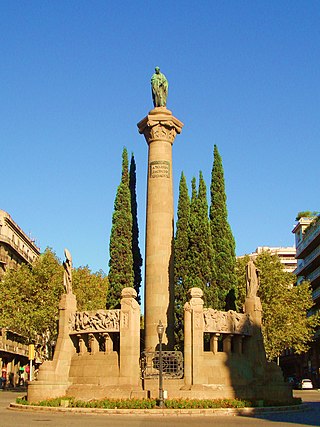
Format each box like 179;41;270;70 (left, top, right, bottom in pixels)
0;390;319;427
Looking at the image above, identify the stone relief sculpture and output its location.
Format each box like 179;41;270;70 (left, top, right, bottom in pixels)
203;309;252;335
246;259;260;298
151;67;168;107
70;309;120;333
63;248;72;294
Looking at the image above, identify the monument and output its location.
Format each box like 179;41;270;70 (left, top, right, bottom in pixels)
138;67;183;350
27;70;293;405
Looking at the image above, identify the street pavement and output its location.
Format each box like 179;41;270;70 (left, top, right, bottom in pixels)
0;389;319;427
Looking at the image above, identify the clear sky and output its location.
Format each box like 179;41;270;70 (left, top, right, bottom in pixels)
1;1;319;275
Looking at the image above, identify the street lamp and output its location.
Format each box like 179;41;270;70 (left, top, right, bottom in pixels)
157;320;164;408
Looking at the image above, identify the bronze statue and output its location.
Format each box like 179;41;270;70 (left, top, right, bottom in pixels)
245;259;260;298
63;248;72;294
151;66;168;107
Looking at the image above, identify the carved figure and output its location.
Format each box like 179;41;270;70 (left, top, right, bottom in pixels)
246;259;260;298
71;310;120;333
63;248;72;294
151;67;168;107
203;309;253;335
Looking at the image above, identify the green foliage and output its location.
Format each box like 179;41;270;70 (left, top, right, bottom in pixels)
186;174;216;307
108;148;134;308
210;145;237;309
16;396;253;409
295;211;318;221
174;172;190;350
129;153;143;304
72;267;108;311
0;248;64;346
164;398;251;409
17;395;301;409
0;248;108;353
236;251;319;360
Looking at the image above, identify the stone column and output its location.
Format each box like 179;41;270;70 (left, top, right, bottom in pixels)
77;334;86;354
210;333;220;354
138;107;183;350
183;287;204;385
223;335;233;354
119;287;140;385
233;335;243;354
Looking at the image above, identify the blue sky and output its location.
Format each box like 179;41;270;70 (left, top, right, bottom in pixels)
1;1;319;275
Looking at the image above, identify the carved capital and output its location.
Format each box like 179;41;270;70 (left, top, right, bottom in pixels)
137;107;183;145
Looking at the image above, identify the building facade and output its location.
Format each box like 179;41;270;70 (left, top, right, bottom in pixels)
241;246;297;273
0;209;40;279
290;215;320;386
0;210;40;387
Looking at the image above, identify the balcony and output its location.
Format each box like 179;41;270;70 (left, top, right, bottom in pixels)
0;234;36;264
306;266;320;284
0;338;29;357
294;245;320;276
296;219;320;258
312;286;320;302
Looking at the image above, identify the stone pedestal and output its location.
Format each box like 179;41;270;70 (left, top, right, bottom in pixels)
138;107;183;350
119;287;140;385
27;293;77;402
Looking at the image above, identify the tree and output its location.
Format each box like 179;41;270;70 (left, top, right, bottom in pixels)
236;251;319;360
210;145;236;309
129;153;143;304
174;172;190;350
0;248;64;348
107;148;134;308
186;173;216;307
72;267;108;311
0;248;109;358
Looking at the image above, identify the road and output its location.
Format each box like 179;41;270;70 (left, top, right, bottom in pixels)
0;390;319;427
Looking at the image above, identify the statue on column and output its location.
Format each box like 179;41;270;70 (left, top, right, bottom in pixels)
151;67;168;108
63;248;73;294
245;259;260;298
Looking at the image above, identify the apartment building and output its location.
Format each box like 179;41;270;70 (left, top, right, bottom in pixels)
241;246;297;273
291;215;320;386
0;209;40;279
0;209;40;387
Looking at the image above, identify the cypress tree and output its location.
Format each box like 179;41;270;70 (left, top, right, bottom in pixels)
186;173;215;307
129;153;143;304
107;148;134;308
174;172;190;350
210;145;236;309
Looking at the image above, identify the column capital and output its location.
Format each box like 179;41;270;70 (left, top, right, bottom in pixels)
137;107;184;145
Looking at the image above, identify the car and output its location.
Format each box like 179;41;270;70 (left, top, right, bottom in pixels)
299;379;313;390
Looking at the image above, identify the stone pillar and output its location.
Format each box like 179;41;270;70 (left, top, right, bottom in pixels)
183;287;204;385
27;292;77;402
138;107;183;350
119;287;140;385
103;333;113;354
244;296;266;373
89;334;99;354
77;334;85;354
210;333;220;354
234;335;243;354
184;302;192;386
223;335;233;354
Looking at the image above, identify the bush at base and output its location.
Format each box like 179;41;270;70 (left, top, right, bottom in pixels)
16;396;302;409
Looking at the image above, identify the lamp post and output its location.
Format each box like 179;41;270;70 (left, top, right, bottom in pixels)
157;320;164;408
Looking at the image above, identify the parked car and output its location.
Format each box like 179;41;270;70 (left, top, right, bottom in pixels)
298;379;313;390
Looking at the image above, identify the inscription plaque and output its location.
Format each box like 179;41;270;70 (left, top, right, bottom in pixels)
150;161;170;178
